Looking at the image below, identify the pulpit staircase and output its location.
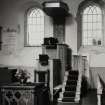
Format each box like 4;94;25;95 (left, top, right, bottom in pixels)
58;70;82;105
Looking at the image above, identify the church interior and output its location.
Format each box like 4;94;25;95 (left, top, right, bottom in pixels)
0;0;105;105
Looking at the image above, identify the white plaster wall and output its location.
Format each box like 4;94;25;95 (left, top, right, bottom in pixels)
90;54;105;67
0;0;54;83
64;0;84;54
0;0;53;67
76;0;105;68
65;16;77;54
1;0;105;85
0;0;85;67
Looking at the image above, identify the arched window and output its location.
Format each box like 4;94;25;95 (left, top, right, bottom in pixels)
82;5;102;46
77;0;105;49
26;8;44;46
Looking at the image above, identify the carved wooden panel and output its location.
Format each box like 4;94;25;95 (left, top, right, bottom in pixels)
1;83;49;105
2;86;35;105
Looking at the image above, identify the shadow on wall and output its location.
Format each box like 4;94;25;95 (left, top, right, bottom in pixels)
65;14;77;53
66;14;75;25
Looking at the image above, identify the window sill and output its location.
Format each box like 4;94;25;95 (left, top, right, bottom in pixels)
82;45;103;48
78;45;105;54
24;45;42;47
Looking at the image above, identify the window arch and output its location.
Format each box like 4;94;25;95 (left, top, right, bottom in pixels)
82;5;102;46
77;0;105;49
26;8;44;46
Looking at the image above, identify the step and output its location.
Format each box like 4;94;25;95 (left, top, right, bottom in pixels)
66;80;77;86
62;97;75;102
63;91;76;97
58;101;79;105
65;86;77;91
69;71;79;75
68;75;78;80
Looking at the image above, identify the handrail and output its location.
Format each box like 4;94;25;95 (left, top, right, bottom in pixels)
75;70;82;102
75;55;83;102
97;74;103;105
98;74;105;89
